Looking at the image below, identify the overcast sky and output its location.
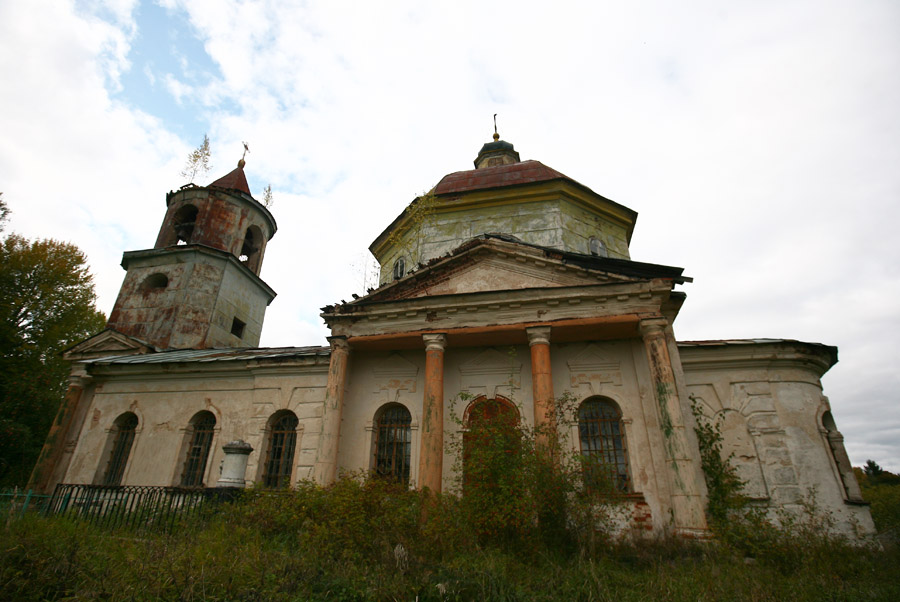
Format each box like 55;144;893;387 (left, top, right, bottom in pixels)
1;0;897;471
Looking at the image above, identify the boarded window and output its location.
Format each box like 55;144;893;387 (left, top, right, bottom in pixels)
373;404;412;484
180;411;216;487
262;411;298;488
101;412;139;486
578;398;631;493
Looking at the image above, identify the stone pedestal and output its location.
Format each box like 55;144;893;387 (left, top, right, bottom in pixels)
218;440;254;488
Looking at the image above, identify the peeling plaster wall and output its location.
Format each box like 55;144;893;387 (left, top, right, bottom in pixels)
337;339;691;534
156;188;274;272
336;350;426;485
550;339;681;534
206;261;271;347
681;346;876;539
378;198;631;284
107;251;272;349
63;363;329;488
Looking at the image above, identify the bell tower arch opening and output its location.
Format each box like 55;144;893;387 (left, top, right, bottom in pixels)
240;225;264;273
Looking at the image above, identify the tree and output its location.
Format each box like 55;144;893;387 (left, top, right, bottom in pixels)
262;184;274;208
180;134;212;183
0;193;9;232
865;459;884;478
0;233;107;486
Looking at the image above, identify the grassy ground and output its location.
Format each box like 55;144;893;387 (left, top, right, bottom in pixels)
2;481;898;601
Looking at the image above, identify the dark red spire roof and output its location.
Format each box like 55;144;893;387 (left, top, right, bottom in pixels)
433;160;570;196
209;161;251;195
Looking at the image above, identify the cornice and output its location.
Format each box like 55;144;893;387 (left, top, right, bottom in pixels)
324;280;672;338
678;341;836;376
121;244;277;301
84;354;331;380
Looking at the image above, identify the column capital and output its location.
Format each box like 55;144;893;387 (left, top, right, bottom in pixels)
639;317;669;338
327;335;350;352
422;333;447;352
526;326;552;347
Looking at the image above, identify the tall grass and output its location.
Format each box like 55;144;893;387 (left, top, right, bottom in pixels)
2;478;898;601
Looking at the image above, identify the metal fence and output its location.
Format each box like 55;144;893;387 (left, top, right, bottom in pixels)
46;483;214;532
1;488;53;519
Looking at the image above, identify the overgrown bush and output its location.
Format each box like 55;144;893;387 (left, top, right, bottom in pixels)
856;463;900;542
689;396;885;577
3;494;899;601
445;391;616;555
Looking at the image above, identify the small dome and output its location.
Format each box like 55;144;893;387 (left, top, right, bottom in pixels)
474;136;521;169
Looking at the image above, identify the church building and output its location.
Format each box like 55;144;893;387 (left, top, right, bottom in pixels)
29;133;874;539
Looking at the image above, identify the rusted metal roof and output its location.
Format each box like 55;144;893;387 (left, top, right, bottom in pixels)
84;346;330;365
433;160;570;195
208;165;251;195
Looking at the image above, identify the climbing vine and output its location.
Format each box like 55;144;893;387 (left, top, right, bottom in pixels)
690;396;746;525
382;190;438;279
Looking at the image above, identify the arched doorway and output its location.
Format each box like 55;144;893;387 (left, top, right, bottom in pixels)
462;396;521;491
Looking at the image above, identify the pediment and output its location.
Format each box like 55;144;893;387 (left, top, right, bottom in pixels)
368;247;638;303
63;329;154;361
422;256;594;296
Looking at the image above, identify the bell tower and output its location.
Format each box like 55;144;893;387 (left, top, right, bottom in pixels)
106;159;277;349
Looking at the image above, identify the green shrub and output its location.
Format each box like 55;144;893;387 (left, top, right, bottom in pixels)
2;488;900;601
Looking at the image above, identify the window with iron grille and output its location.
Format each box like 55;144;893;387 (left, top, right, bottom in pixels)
180;411;217;487
578;398;631;493
373;404;412;483
102;412;139;486
262;411;298;488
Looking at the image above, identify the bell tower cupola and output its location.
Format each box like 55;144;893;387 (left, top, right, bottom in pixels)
474;125;520;169
106;158;277;350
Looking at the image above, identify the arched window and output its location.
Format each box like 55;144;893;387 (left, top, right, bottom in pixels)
373;404;412;484
588;236;608;257
393;257;405;280
140;272;169;292
577;398;630;493
173;204;199;245
262;411;298;488
101;412;138;486
180;411;216;487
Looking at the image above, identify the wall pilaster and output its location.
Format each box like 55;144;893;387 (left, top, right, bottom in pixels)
640;318;709;535
313;336;350;485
